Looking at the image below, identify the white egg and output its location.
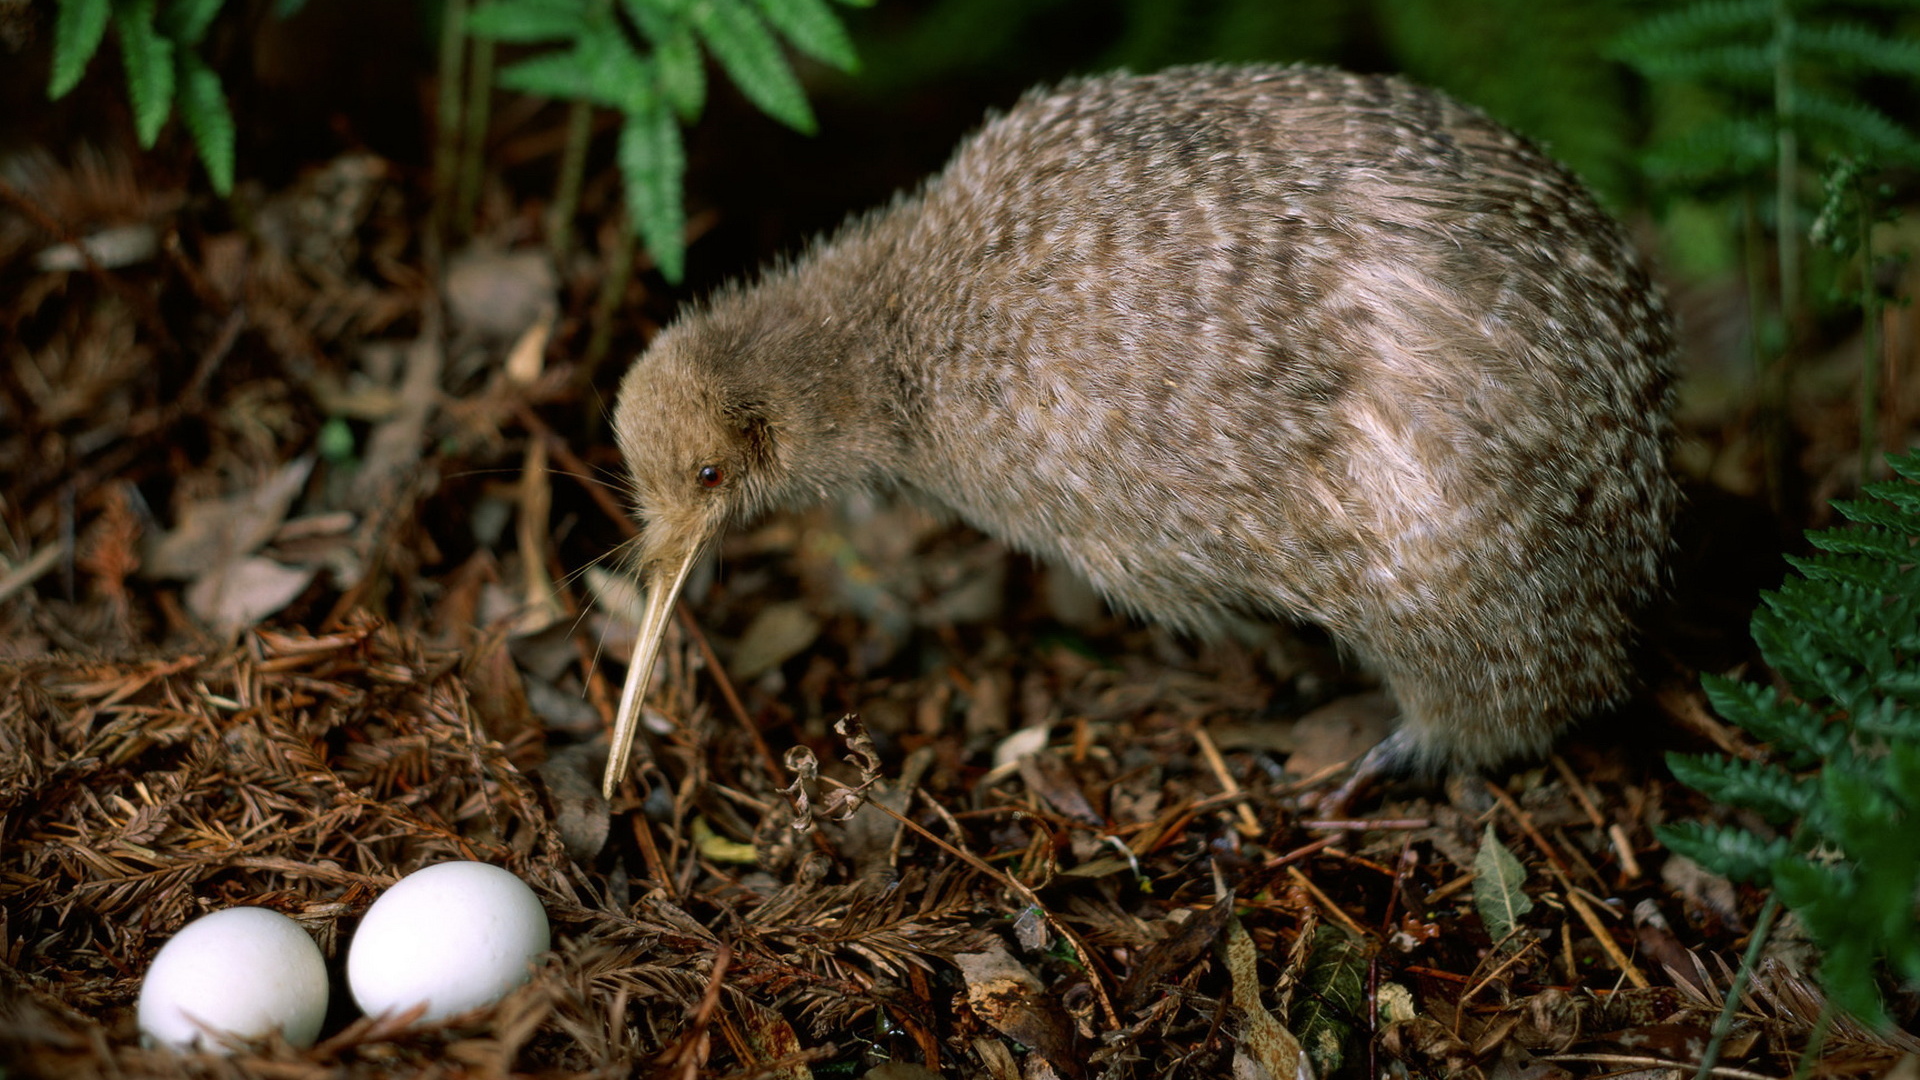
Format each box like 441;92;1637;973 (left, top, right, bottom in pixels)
346;861;549;1024
137;907;330;1051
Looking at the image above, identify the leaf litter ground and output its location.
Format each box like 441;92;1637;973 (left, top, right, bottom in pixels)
4;140;1920;1080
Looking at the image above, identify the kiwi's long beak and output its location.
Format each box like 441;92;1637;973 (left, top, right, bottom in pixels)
602;546;701;799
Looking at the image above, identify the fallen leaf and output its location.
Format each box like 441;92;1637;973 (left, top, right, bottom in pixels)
730;601;822;681
184;556;316;634
144;457;315;579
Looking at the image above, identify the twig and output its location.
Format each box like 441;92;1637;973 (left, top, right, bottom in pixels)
846;784;1122;1028
0;544;62;605
1189;720;1261;836
1284;865;1369;939
1546;1054;1777;1080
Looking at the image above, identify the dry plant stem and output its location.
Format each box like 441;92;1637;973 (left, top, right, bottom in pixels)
584;213;636;387
1490;782;1650;988
1486;781;1572;877
660;940;731;1080
549;100;594;264
1284;865;1368;939
1549;755;1607;831
1189;721;1262;836
1790;1001;1833;1080
1550;1055;1777;1080
1454;938;1540;1038
851;783;1121;1027
1565;888;1648;989
0;545;61;604
1695;893;1783;1080
432;0;469;248
672;603;786;785
457;37;496;236
515;403;634;533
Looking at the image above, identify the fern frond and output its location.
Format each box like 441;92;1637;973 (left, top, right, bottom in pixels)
175;52;234;195
1751;592;1879;719
113;0;176;149
1618;43;1774;86
49;0;111;99
500;35;651;110
1699;672;1845;763
1794;88;1920;163
498;49;595;101
467;0;592;43
653;22;706;120
752;0;859;72
1655;819;1793;882
1667;751;1818;823
624;0;707;119
691;0;815;132
620;99;686;283
1827;500;1920;538
1787;554;1920;611
1642;117;1774;186
1804;524;1919;561
1795;21;1920;77
1840;695;1920;743
1610;0;1770;65
160;0;225;47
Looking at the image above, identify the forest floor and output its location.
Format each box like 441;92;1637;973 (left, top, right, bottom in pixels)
5;71;1920;1080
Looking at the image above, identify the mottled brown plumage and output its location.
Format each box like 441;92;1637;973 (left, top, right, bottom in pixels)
602;63;1678;798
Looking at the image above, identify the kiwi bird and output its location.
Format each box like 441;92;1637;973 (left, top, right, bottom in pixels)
602;63;1677;800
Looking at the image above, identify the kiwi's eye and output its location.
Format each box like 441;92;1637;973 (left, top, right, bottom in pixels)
697;464;726;489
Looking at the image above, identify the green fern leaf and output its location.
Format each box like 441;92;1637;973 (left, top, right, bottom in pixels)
1794;88;1920;163
499;50;594;100
501;36;651;111
1830;492;1920;532
1699;672;1842;762
655;21;706;119
1667;751;1817;823
1791;553;1920;607
624;0;706;119
752;0;859;72
1854;479;1920;518
620;98;686;283
1621;42;1774;86
114;1;176;148
831;0;873;7
1848;696;1920;745
1642;116;1773;186
273;0;310;15
161;0;226;47
1611;0;1769;65
1796;22;1920;78
692;0;815;133
1751;608;1873;720
1806;525;1919;561
175;52;234;195
1654;819;1792;882
467;0;591;43
1772;857;1892;1027
49;0;111;99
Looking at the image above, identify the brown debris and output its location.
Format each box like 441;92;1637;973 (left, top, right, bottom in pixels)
2;71;1915;1080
